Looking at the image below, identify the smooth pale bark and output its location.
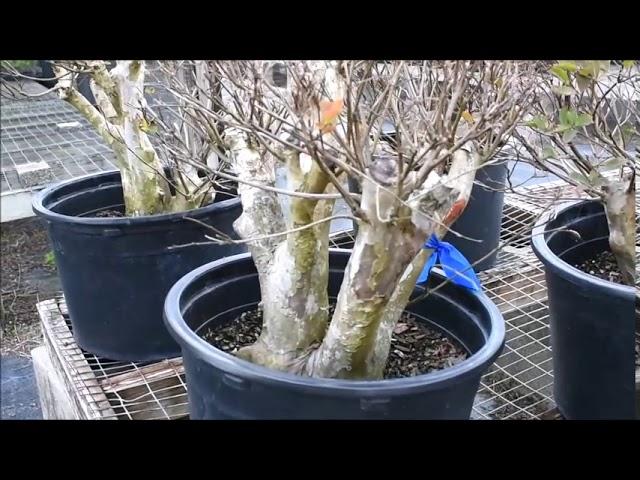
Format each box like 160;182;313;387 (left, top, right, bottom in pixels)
56;61;208;216
235;150;334;371
228;132;285;274
233;61;345;371
108;61;174;216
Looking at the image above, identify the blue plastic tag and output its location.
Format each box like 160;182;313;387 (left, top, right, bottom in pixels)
416;234;482;291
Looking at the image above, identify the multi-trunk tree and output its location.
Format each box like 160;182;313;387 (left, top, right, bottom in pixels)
167;60;535;379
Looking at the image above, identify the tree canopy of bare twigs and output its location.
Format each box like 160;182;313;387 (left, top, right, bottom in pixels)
1;60;227;216
163;60;535;379
514;60;638;285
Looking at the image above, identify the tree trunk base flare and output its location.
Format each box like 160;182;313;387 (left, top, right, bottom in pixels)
236;340;315;374
603;175;636;286
229;149;482;380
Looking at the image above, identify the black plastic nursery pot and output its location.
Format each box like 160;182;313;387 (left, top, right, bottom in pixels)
37;61;113;104
531;200;636;420
164;250;506;419
444;161;508;272
33;171;244;362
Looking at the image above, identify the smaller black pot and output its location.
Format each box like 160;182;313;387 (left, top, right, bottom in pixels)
33;171;244;362
164;250;505;419
444;161;508;272
531;200;636;420
37;61;57;89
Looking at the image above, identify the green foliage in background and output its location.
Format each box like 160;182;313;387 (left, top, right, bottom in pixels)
1;60;37;72
44;251;56;269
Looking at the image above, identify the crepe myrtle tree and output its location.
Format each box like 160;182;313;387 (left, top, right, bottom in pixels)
515;60;638;286
0;60;223;216
167;60;535;380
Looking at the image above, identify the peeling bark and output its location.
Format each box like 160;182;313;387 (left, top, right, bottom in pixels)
109;61;172;216
306;156;438;378
209;60;524;380
238;155;333;371
363;149;482;378
227;130;284;274
603;174;636;285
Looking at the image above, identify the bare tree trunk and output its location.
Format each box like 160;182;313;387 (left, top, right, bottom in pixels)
358;149;481;379
201;60;523;380
56;61;212;216
231;149;479;379
304;151;479;379
109;61;174;216
239;153;333;371
232;145;335;371
603;174;636;285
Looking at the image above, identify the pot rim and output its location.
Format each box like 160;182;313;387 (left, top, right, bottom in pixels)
164;249;506;394
32;170;240;227
530;199;635;296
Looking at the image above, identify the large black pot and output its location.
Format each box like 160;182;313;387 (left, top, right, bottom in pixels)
531;200;636;419
444;161;508;272
164;250;505;419
33;171;244;362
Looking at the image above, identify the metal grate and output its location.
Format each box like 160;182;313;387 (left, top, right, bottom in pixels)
472;258;556;419
1;71;171;195
38;296;188;420
1;86;117;194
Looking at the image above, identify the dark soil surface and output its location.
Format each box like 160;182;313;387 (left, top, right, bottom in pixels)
1;218;60;356
200;307;469;379
91;209;125;218
573;250;625;284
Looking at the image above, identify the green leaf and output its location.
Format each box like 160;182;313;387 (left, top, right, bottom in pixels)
43;251;56;268
577;61;599;78
139;117;158;134
555;61;579;72
599;157;626;170
559;108;570;125
562;129;578;143
574;113;593;128
550;65;570;84
144;86;156;95
542;146;556;159
558;109;586;129
566;110;579;125
569;170;588;183
588;170;607;187
526;115;549;130
577;60;610;80
1;60;36;72
621;124;637;143
622;60;635;69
